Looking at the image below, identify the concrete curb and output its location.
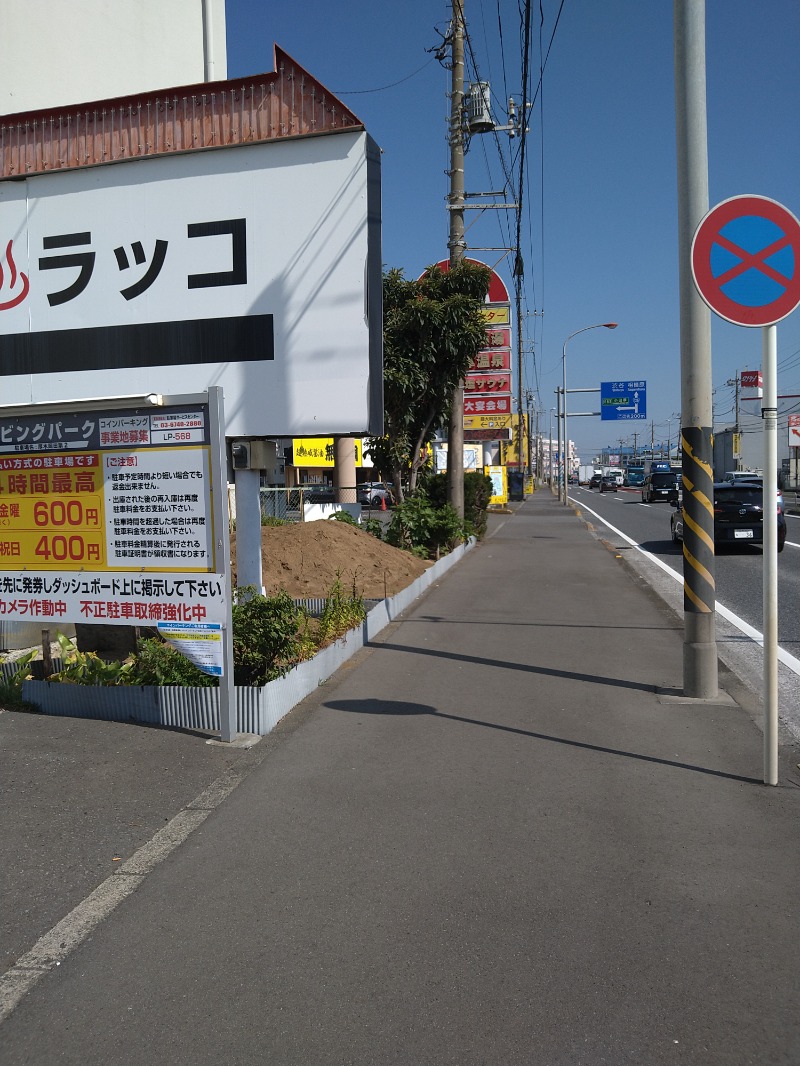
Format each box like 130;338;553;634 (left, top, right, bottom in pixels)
22;538;478;737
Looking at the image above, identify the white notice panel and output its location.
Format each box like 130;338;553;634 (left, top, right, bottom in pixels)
0;132;383;437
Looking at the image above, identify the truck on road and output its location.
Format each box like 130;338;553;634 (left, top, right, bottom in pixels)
624;464;645;487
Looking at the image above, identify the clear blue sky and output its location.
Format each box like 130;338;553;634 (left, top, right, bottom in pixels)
225;0;800;462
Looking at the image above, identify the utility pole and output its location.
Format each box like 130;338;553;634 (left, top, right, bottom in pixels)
526;390;534;479
726;373;740;469
446;1;466;520
675;0;717;698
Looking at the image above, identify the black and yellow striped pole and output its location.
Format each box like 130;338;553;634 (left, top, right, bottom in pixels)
675;0;718;698
679;427;715;613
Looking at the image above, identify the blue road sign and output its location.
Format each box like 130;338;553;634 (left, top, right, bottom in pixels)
601;380;646;421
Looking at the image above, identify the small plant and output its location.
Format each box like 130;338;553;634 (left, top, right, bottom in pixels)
48;633;136;686
360;517;384;540
314;573;366;645
0;649;38;706
261;515;290;527
128;638;216;687
328;509;358;527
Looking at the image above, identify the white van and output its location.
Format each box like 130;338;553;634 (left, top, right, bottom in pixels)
604;468;625;485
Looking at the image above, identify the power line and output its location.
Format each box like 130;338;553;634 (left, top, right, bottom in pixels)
331;57;437;95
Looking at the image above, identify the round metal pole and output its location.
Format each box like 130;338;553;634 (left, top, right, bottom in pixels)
562;345;568;504
556;388;562;500
762;324;779;785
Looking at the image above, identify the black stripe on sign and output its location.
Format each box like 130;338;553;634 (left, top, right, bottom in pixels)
0;315;274;377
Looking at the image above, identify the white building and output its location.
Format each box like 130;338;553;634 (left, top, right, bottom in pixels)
0;0;226;115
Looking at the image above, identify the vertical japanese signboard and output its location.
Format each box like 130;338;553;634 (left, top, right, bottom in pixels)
425;259;513;428
467;268;512;423
0;392;229;634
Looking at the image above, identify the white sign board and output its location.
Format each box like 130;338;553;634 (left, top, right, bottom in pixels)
0;393;229;628
0;132;382;437
158;621;224;677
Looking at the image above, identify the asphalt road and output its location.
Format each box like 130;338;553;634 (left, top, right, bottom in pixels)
569;483;800;738
2;493;799;1065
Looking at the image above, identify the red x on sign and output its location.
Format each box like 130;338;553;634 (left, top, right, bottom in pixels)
691;195;800;326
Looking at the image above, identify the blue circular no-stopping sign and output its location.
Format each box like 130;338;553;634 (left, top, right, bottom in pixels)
691;195;800;326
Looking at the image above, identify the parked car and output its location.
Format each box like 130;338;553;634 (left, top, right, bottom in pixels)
303;484;335;503
589;473;603;489
599;475;618;493
670;482;786;552
303;483;392;508
359;481;394;507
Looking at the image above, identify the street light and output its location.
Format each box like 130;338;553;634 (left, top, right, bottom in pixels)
561;322;619;504
666;411;680;461
549;407;556;488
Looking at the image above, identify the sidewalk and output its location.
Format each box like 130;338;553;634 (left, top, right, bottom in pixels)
2;490;799;1065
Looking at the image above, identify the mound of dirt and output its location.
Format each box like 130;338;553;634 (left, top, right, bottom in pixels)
230;520;432;600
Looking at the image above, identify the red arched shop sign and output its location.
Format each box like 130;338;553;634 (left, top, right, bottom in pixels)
428;258;511;304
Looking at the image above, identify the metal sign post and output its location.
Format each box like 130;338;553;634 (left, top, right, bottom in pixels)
207;387;236;742
0;386;236;742
692;194;800;785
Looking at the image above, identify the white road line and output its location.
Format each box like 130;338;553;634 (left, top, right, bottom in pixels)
572;496;800;677
0;763;254;1024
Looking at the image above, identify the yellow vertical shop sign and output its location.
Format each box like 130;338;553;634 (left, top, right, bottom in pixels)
485;465;508;505
501;414;528;466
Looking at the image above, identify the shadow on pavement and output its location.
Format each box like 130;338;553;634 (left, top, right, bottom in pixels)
411;615;679;633
369;638;672;694
324;698;762;785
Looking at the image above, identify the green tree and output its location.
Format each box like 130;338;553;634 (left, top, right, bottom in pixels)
368;261;491;501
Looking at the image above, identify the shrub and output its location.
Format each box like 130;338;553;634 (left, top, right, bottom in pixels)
423;471;493;540
0;650;37;706
385;493;463;557
48;634;136;686
231;587;315;686
35;578;370;692
463;471;494;539
328;509;358;527
360;517;384;540
127;638;216;687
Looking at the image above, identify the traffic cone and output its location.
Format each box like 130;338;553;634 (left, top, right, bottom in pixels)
380;496;387;512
